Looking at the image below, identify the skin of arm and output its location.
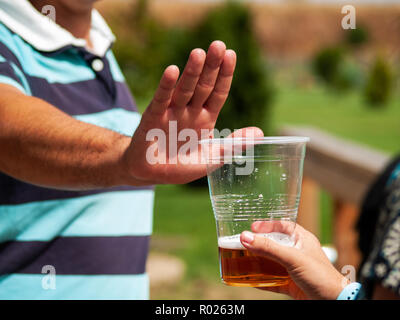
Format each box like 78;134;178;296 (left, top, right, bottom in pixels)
0;84;137;190
0;41;263;190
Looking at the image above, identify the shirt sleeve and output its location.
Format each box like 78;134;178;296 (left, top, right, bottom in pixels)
0;54;31;95
360;166;400;298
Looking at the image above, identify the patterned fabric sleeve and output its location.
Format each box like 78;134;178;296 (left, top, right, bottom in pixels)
360;164;400;298
0;23;31;95
0;56;29;94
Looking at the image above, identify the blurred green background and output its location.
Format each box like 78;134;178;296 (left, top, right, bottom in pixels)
96;0;400;299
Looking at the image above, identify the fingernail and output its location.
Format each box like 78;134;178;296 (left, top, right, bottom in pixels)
241;231;255;244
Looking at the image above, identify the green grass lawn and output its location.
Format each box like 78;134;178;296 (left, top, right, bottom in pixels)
270;85;400;154
149;83;399;292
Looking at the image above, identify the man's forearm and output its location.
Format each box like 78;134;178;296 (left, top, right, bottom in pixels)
0;84;151;190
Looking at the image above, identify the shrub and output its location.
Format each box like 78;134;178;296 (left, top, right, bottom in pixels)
364;56;394;107
169;1;274;133
311;46;362;91
345;25;369;47
312;47;344;89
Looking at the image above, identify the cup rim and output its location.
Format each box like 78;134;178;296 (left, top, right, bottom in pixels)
199;136;310;145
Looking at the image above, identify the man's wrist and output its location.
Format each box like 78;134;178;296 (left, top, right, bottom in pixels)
114;135;155;187
114;135;136;186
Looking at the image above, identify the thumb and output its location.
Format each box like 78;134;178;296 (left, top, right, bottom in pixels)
240;231;299;269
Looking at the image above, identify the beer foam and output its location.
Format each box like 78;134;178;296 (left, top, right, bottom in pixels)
218;232;295;250
218;234;245;250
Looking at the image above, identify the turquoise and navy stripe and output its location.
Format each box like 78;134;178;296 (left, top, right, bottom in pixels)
0;21;154;299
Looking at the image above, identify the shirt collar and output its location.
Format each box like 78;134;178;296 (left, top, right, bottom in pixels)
0;0;115;57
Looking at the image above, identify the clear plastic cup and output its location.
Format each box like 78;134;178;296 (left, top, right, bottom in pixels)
200;136;309;287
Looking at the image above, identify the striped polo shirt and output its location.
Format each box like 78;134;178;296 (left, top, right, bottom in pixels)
0;0;154;299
